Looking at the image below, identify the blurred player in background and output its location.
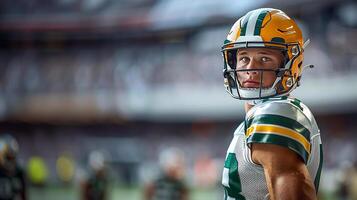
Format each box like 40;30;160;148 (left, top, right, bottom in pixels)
81;151;108;200
144;147;188;200
0;135;27;200
220;8;323;199
336;161;357;200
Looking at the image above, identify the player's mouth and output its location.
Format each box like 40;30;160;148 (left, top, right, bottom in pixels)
242;80;260;88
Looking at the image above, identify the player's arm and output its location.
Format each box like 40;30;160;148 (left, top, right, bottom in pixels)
143;182;155;200
251;143;316;200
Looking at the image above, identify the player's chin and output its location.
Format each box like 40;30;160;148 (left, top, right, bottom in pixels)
242;83;260;88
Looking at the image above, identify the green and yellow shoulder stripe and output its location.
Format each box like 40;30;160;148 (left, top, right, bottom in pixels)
245;98;313;163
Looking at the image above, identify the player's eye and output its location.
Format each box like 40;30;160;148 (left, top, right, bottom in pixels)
239;57;249;63
261;57;270;62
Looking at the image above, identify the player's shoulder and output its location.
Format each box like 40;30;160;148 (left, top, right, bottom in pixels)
245;96;316;163
246;96;315;126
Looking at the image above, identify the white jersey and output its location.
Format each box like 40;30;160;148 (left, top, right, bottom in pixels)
221;97;323;200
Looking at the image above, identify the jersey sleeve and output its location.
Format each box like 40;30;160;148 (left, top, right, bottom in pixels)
245;100;312;163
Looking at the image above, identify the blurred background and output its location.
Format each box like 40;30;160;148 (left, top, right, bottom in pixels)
0;0;357;199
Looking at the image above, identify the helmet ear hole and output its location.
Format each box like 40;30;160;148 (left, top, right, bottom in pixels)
291;46;299;56
280;76;293;90
285;77;293;88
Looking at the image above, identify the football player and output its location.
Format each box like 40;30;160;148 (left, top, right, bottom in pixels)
144;147;188;200
0;135;27;200
81;151;108;200
220;8;323;199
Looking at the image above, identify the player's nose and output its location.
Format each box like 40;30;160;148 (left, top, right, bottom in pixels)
246;58;259;75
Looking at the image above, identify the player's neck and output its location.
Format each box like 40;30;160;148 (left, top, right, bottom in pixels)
244;102;254;113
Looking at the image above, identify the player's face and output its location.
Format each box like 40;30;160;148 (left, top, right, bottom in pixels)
236;48;284;88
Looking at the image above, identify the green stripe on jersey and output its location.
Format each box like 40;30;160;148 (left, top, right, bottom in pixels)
290;98;304;111
246;114;311;141
247;133;309;163
254;11;268;35
224;153;246;200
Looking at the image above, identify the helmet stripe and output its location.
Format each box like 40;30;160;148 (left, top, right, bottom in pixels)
240;11;253;36
224;39;231;44
246;9;272;36
241;8;272;37
245;9;262;36
254;11;269;35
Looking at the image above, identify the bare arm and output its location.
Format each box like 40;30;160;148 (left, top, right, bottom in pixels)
251;143;316;200
144;183;155;200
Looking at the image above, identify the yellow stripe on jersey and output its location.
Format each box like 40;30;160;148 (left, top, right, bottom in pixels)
246;124;311;153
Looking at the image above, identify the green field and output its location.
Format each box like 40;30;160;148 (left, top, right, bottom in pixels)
29;185;222;200
29;185;336;200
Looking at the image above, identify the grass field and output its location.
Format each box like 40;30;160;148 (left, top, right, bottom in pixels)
29;185;336;200
29;185;222;200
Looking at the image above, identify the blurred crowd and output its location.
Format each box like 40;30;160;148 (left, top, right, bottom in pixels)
0;40;221;96
1;21;357;96
0;1;356;97
0;0;155;16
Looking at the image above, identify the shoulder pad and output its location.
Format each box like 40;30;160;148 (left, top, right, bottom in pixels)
245;98;313;163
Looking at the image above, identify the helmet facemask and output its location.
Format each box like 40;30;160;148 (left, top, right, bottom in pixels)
222;41;302;100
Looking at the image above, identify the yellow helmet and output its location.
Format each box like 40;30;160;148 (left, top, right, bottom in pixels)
222;8;310;100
